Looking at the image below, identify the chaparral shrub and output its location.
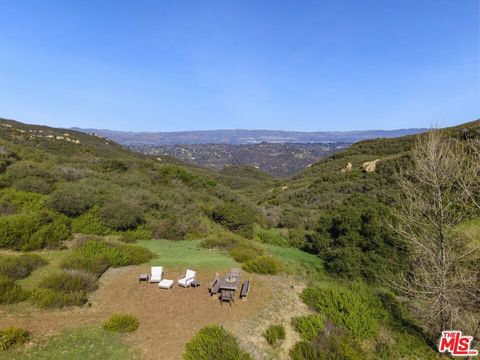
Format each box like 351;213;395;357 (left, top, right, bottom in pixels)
100;200;144;231
184;325;251;360
210;202;257;238
39;271;98;293
30;288;87;309
0;276;29;304
102;313;139;333
0;254;47;280
61;253;110;278
46;183;96;216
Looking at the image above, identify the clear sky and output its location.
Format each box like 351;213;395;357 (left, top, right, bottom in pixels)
0;0;478;131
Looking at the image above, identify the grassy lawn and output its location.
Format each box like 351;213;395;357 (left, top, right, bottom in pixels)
138;239;238;270
265;244;324;278
0;327;139;360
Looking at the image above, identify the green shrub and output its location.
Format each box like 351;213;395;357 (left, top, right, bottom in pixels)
184;325;251;360
289;341;319;360
71;207;109;235
75;239;154;267
0;276;29;304
243;256;283;275
229;241;264;263
210;202;258;238
39;271;97;293
102;314;139;333
46;183;96;216
61;253;110;278
263;324;285;345
100;201;143;231
300;282;385;339
291;315;324;341
27;218;71;249
0;212;46;249
0;254;47;280
30;288;87;309
0;327;30;351
13;176;53;194
255;228;290;247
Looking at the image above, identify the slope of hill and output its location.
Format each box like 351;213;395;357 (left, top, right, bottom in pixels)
131;142;350;177
73;127;428;145
0;117;267;247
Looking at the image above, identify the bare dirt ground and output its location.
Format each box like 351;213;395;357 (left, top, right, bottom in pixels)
0;266;278;360
233;275;314;360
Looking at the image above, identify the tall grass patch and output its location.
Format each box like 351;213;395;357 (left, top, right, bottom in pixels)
263;324;286;346
0;327;30;351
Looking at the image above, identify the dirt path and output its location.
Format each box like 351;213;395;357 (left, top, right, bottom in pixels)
0;266;274;360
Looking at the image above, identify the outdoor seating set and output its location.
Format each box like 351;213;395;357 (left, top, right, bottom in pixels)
138;266;251;305
208;268;251;306
138;266;197;290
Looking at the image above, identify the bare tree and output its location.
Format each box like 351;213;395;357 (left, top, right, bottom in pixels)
391;130;480;337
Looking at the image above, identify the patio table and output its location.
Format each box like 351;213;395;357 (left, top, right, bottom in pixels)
218;277;240;292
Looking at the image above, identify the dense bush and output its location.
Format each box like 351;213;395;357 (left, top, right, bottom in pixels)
291;314;324;341
74;239;154;267
71;207;109;235
102;313;139;333
0;327;30;351
46;183;96;216
210;202;258;238
243;256;283;275
0;254;47;280
300;282;385;339
184;325;251;360
0;276;29;304
39;271;98;293
61;239;153;279
263;324;285;345
0;209;70;250
61;253;110;278
302;195;401;282
255;228;290;247
0;212;45;249
27;218;71;249
100;201;143;231
30;288;87;309
229;241;264;263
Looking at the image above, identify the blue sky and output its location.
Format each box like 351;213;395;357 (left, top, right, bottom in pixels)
0;0;478;131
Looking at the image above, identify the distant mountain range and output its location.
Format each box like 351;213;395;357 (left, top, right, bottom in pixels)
72;128;429;145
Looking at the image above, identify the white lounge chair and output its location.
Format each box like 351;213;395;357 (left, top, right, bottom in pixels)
178;269;196;288
149;266;164;283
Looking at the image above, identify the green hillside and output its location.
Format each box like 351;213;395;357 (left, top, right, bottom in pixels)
1;117;478;359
